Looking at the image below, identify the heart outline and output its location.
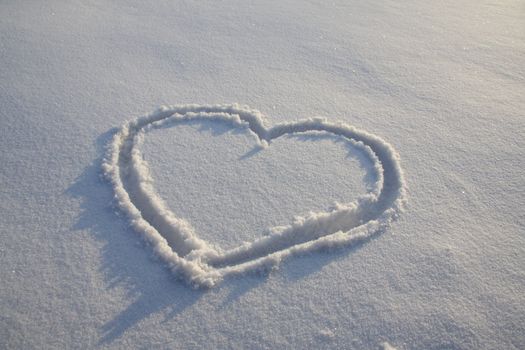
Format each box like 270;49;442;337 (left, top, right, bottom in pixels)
103;104;406;287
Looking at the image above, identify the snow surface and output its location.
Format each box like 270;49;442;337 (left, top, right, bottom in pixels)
1;0;524;349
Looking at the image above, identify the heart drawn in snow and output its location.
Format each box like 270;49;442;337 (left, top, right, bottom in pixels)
103;104;407;288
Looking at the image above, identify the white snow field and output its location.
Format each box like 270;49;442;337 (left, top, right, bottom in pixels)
1;0;523;349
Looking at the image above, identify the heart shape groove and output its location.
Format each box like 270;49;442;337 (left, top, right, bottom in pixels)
103;104;407;288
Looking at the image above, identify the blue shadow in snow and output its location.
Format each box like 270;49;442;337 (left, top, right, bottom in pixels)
66;119;380;345
67;129;204;345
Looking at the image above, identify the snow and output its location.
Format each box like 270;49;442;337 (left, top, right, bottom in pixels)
1;0;524;349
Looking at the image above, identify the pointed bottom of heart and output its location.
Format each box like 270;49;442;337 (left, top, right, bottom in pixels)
102;104;407;288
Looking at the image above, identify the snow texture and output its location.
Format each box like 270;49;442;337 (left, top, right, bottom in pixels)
1;0;524;349
380;342;398;350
